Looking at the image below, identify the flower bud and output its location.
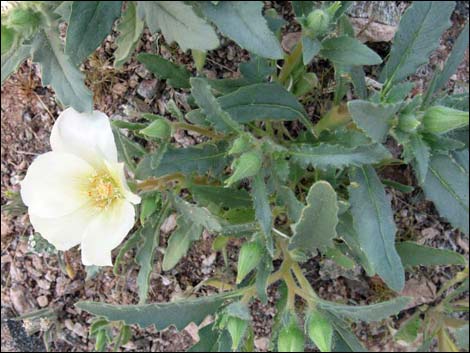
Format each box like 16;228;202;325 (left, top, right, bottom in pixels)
236;241;263;284
423;105;469;134
398;113;421;133
306;9;330;35
306;309;333;352
140;118;172;139
278;314;304;352
227;316;248;350
6;6;42;37
1;25;17;55
228;134;251;155
225;151;262;187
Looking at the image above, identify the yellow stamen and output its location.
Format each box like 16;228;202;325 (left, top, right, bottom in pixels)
87;172;122;209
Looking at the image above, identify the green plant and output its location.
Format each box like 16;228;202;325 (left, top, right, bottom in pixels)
3;1;468;352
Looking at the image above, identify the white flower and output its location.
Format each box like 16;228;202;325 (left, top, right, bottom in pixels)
21;108;140;266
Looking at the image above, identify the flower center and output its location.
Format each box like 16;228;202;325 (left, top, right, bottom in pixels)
87;172;122;209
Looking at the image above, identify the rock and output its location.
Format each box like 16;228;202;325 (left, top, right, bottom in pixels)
112;82;128;96
10;285;35;314
137;79;159;100
401;278;436;309
37;279;50;290
255;337;270;351
281;32;301;53
37;295;48;307
72;322;87;338
161;213;177;234
184;322;200;342
347;1;400;43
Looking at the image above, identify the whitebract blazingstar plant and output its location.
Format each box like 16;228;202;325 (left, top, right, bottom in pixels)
20;108;140;266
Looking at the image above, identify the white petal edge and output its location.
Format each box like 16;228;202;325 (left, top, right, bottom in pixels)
21;152;94;218
50;107;118;168
80;200;136;266
29;204;96;251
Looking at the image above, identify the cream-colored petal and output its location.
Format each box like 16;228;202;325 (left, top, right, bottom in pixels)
29;205;96;251
21;152;94;218
105;161;141;205
80;200;136;266
50;107;117;167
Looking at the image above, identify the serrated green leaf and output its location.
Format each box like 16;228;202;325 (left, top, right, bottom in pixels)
137;53;191;89
76;293;230;330
290;143;392;170
136;207;168;304
396;241;466;268
320;36;382;66
162;217;203;271
318;297;410;323
348;100;400;142
136;142;229;179
256;254;273;304
66;1;123;66
199;1;282;59
380;1;454;83
114;1;144;67
251;174;273;256
1;44;31;83
349;166;405;292
190;77;242;133
137;1;219;51
32;30;93;112
172;194;222;232
423;151;469;234
278;186;303;223
289;181;339;253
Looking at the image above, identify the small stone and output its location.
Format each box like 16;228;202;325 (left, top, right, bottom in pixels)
73;322;87;337
184;322;200;342
255;337;270;351
37;295;49;307
37;279;51;290
137;79;159;100
135;65;150;78
10;285;34;314
112;82;128;96
160;213;177;234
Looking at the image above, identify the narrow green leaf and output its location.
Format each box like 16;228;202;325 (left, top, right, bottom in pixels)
190;184;252;209
137;53;191;89
318;297;410;323
162;217;203;271
256;254;273;304
190;77;242;133
320;36;382;66
66;1;123;66
112;126;145;172
302;35;321;65
397;241;466;268
423;151;469;234
217;82;308;123
289;181;339;253
76;293;230;330
188;324;219;352
406;134;431;184
395;312;421;343
348;100;400;142
32;30;93;112
290;143;392;170
349;166;405;292
225;151;262;187
278;186;303;223
199;1;283;59
137;1;219;51
251;174;273;256
114;1;144;67
380;1;454;83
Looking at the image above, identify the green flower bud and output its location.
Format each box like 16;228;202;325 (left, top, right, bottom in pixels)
225;151;262;187
278;314;305;352
293;72;318;96
398;113;421;133
140;118;172;139
423;105;469;134
236;241;263;284
306;9;330;35
1;25;17;55
229;134;252;155
6;6;42;37
306;309;333;352
227;316;249;350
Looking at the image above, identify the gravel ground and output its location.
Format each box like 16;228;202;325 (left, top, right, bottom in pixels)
1;2;468;352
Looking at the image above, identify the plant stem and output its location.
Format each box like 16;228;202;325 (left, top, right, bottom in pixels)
173;122;224;139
